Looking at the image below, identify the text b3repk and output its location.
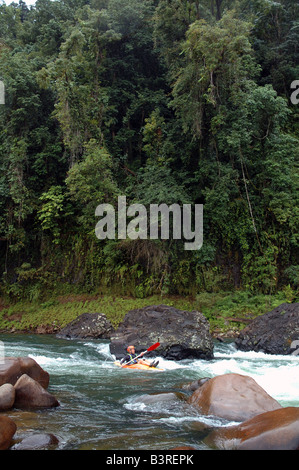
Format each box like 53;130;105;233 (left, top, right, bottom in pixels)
95;196;203;251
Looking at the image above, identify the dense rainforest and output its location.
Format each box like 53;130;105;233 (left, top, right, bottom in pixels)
0;0;298;304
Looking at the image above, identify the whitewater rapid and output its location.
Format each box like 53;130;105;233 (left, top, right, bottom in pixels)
1;334;299;449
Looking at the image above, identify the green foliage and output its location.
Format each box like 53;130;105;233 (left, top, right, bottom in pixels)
38;186;69;244
142;109;166;163
66;139;119;230
0;0;298;303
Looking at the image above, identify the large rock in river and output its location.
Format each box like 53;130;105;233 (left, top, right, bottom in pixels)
235;302;299;355
0;356;49;388
187;373;282;422
56;312;114;339
0;415;17;450
12;433;59;450
205;407;299;450
0;383;15;411
109;304;213;360
14;374;59;409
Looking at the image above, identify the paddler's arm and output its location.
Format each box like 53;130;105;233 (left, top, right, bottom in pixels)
120;355;130;364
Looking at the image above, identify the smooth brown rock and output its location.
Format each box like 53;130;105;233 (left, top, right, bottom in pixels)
205;406;299;450
0;415;17;450
187;373;282;421
0;356;49;388
14;374;59;409
0;383;15;410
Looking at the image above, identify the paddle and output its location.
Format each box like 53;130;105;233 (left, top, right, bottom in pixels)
122;342;160;366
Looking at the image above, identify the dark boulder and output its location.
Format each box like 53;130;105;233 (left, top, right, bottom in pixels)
205;407;299;450
56;312;114;339
187;373;282;422
235;303;299;355
109;304;214;360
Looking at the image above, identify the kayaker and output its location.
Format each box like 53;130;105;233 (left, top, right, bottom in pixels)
120;345;159;368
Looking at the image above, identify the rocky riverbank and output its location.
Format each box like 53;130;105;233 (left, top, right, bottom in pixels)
56;302;299;357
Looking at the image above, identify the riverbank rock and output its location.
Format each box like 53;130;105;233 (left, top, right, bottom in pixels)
56;312;114;339
0;356;49;388
14;374;60;409
0;383;15;411
109;304;214;360
205;407;299;450
0;415;17;450
235;302;299;355
187;373;282;422
12;433;59;450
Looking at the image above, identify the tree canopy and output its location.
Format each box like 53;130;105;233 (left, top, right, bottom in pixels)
0;0;298;299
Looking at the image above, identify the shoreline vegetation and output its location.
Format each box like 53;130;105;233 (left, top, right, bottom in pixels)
0;289;296;338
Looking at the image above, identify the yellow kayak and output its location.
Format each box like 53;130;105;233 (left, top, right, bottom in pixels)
114;361;164;371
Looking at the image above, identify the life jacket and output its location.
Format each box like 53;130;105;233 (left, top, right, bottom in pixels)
127;353;138;364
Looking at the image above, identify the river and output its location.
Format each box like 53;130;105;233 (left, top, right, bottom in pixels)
1;333;299;450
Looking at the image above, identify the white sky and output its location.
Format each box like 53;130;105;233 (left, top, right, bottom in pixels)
2;0;37;5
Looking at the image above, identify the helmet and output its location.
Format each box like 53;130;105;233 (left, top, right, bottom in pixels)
127;345;135;352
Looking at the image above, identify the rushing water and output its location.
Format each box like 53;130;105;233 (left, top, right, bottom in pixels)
1;333;299;450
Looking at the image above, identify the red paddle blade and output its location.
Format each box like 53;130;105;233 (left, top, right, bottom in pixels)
147;342;160;352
